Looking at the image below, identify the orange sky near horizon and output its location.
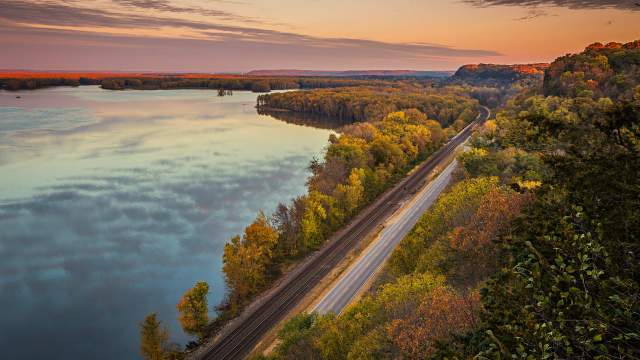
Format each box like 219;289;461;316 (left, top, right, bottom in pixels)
244;0;640;60
1;0;639;71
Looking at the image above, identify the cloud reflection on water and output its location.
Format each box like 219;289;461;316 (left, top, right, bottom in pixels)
0;87;332;359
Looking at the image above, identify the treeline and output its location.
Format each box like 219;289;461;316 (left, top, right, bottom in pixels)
0;77;100;90
100;77;300;92
257;86;479;125
100;77;402;92
0;74;397;92
263;40;640;359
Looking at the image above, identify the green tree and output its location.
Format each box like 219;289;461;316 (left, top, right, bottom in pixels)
334;168;366;216
140;313;169;360
176;281;209;339
272;313;319;360
301;192;329;250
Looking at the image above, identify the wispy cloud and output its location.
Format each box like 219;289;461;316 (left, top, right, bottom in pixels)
514;8;552;20
0;0;249;30
112;0;263;24
0;0;501;71
463;0;640;11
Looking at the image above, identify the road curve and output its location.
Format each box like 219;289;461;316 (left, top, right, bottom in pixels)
312;158;459;315
196;106;490;360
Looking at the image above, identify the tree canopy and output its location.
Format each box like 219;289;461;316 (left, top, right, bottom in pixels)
176;281;210;340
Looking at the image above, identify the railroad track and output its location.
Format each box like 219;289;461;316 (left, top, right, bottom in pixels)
198;106;490;360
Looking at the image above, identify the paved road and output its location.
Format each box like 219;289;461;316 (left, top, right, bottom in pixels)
313;159;459;314
195;106;489;360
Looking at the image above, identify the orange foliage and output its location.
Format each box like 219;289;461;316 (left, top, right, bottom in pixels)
387;287;480;359
441;188;530;287
450;188;530;251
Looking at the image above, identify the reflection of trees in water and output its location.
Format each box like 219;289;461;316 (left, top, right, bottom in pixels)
258;108;350;130
217;88;233;96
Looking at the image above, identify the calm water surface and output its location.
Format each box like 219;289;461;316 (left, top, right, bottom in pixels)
0;87;333;359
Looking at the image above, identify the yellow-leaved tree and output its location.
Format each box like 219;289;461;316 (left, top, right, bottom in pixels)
223;211;279;307
176;281;209;340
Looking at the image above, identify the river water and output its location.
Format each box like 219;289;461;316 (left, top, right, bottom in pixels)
0;86;333;359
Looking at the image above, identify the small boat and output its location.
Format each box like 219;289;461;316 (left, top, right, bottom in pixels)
16;96;21;99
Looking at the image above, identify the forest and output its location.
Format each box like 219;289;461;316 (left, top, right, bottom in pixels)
255;40;640;359
0;73;404;92
0;77;97;90
97;77;399;92
257;85;479;125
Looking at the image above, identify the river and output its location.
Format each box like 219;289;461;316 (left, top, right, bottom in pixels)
0;86;333;359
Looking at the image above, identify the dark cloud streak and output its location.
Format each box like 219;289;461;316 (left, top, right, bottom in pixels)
514;8;552;20
112;0;262;24
464;0;640;11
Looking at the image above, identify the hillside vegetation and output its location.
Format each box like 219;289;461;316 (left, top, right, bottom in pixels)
450;63;548;87
260;40;640;360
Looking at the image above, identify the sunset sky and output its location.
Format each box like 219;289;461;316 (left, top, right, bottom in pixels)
1;0;639;72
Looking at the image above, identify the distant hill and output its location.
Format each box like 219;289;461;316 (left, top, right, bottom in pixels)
449;63;549;87
245;69;453;78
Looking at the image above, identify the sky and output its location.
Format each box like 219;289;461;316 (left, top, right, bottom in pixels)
0;0;639;72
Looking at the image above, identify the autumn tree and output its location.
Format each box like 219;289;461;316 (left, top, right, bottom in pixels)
140;313;169;360
388;287;480;359
308;157;348;195
271;199;304;258
333;167;366;217
223;212;279;304
176;281;209;339
300;192;330;251
251;81;271;93
271;313;319;360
